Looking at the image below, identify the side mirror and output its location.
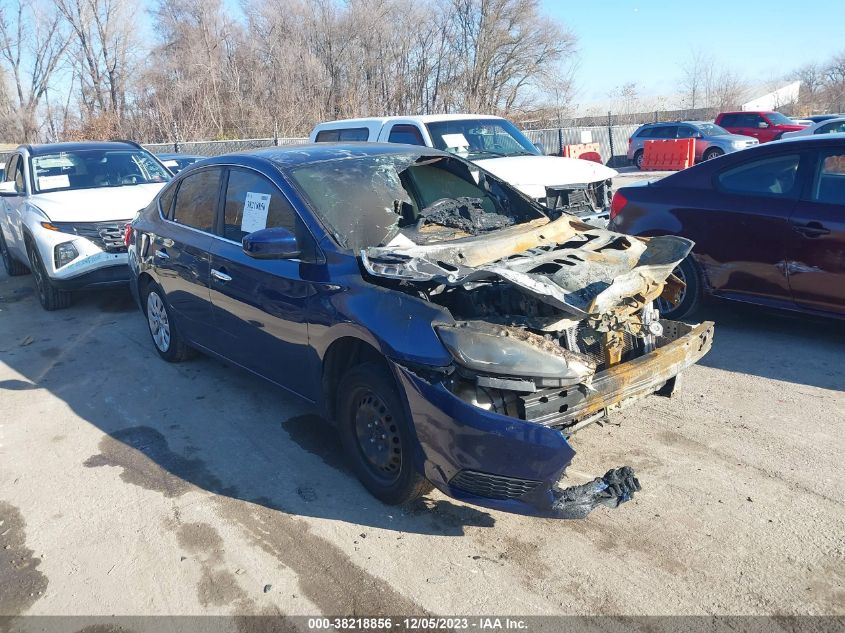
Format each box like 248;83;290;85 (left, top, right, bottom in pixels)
758;121;770;129
242;227;300;260
0;181;18;197
534;142;546;155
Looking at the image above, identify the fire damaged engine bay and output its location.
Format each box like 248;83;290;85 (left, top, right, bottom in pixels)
293;150;702;432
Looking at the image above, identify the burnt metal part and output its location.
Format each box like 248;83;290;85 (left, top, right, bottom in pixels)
550;466;641;519
449;470;542;500
362;216;693;320
517;320;714;429
417;197;514;235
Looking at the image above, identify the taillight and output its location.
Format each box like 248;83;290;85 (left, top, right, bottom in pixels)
610;191;628;221
123;222;133;247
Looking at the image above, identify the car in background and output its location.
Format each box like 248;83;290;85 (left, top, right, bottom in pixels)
627;121;757;169
127;143;715;519
0;141;171;310
715;111;806;143
309;115;617;225
803;114;845;124
157;153;204;174
782;117;845;138
610;135;845;320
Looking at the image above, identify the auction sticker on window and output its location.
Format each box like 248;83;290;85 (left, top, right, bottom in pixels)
241;192;271;233
38;174;70;190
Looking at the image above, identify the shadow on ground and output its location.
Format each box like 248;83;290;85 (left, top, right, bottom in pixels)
692;299;845;391
0;271;494;536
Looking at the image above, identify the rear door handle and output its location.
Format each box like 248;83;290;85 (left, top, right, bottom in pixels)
155;249;169;260
211;268;232;282
793;222;830;238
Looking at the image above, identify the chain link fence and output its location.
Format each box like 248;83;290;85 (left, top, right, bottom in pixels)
522;125;640;167
143;137;309;156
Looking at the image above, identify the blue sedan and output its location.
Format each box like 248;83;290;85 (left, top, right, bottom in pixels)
128;143;712;519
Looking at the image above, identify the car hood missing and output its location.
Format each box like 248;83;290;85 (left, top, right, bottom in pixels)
361;215;692;320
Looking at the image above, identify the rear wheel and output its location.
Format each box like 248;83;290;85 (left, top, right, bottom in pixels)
0;230;29;276
656;256;702;320
337;362;432;505
27;241;72;310
633;150;644;170
703;148;723;161
143;282;194;362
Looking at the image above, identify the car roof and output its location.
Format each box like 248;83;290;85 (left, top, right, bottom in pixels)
769;131;845;146
315;114;504;127
23;141;143;156
206;142;448;169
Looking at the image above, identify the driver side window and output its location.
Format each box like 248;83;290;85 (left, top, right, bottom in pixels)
717;154;801;197
12;156;25;193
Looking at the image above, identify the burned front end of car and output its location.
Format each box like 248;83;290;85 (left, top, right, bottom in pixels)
362;215;714;518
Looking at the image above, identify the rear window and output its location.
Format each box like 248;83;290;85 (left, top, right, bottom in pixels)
315;128;370;142
171;168;222;232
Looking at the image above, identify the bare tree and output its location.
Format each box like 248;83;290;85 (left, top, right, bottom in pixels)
53;0;141;137
679;51;747;112
0;0;70;141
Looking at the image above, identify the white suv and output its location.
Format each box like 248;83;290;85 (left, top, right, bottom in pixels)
0;141;171;310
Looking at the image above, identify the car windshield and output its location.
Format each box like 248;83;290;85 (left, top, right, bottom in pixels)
696;123;730;136
766;112;795;126
31;149;171;193
287;152;545;251
425;119;540;159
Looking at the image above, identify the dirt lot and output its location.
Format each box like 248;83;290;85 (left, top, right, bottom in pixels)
1;257;843;621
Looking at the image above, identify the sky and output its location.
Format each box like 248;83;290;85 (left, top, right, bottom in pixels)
543;0;845;106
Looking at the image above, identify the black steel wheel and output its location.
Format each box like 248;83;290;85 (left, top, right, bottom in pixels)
337;362;432;505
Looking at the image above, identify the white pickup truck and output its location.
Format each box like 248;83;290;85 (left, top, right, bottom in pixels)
309;114;617;224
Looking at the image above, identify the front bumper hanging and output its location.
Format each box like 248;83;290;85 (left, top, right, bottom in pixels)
550;466;641;519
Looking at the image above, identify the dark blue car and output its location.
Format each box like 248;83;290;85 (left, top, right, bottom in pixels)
128;144;713;519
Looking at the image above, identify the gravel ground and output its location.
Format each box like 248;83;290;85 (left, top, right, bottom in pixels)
0;261;843;622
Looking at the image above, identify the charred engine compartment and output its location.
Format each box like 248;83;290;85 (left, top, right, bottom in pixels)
362;215;695;432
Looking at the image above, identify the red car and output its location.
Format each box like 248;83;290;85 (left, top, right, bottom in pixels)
715;111;806;143
609;135;845;321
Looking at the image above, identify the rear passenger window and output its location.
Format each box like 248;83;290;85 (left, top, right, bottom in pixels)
159;185;176;218
636;127;654;138
717;154;801;197
315;128;369;142
387;125;425;146
222;169;297;242
171;168;222;232
812;151;845;205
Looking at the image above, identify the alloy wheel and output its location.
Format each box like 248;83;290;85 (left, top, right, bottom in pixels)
656;265;687;315
146;291;171;352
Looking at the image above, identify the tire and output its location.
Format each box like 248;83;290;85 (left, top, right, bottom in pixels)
0;229;29;276
703;148;723;161
656;256;702;320
633;150;644;170
337;362;432;505
142;281;195;362
27;241;72;311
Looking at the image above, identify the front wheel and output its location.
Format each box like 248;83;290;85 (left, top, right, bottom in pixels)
337;362;432;505
703;148;723;161
27;242;72;310
656;256;703;320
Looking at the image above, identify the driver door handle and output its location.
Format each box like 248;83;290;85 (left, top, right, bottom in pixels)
211;268;232;282
793;221;830;238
